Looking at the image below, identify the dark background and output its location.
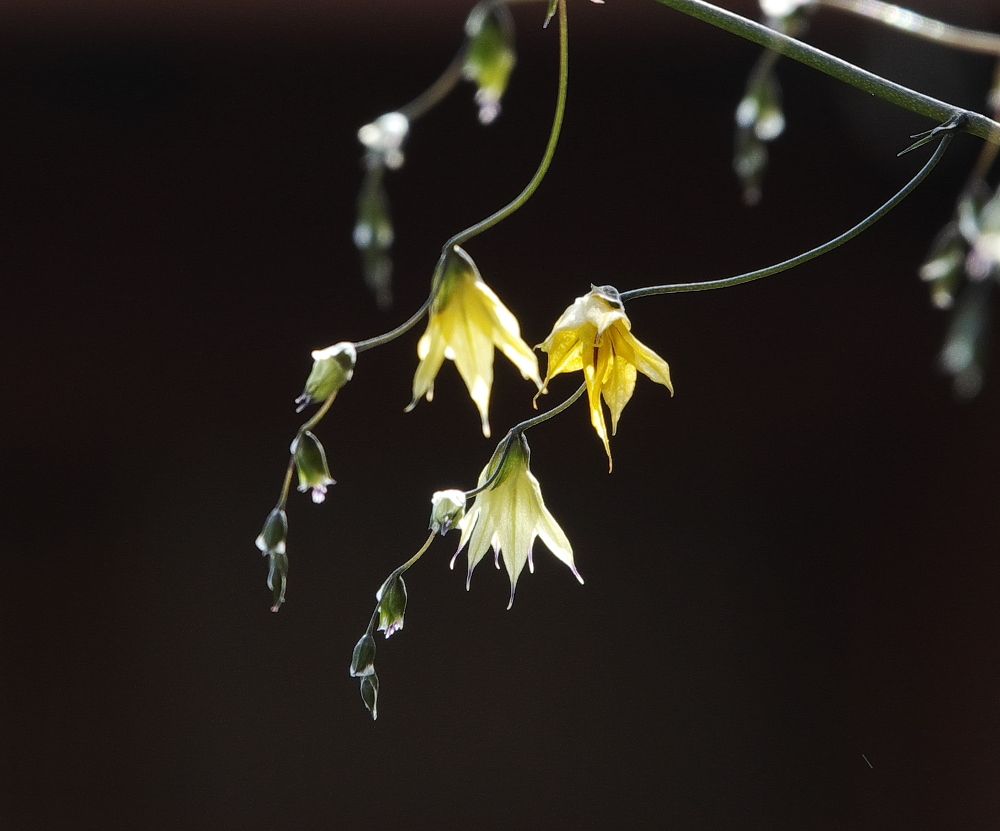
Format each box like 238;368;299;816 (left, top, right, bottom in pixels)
3;0;1000;828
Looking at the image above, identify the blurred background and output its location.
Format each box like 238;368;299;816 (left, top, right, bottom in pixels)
3;0;1000;828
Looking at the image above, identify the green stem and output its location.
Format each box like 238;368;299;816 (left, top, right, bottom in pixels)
398;45;469;122
447;0;570;249
817;0;1000;57
355;0;570;355
464;382;587;498
621;129;953;301
650;0;1000;144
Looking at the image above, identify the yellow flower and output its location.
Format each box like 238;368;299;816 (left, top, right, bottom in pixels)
407;245;541;437
453;435;582;609
537;285;673;469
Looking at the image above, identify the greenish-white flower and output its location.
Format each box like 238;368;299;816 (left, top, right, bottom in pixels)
454;435;582;609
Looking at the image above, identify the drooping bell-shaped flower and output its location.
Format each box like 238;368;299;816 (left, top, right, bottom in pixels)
454;434;582;609
537;285;673;469
407;245;541;437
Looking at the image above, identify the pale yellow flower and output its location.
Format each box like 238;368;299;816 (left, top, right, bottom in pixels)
537;285;673;469
453;435;582;609
407;245;541;437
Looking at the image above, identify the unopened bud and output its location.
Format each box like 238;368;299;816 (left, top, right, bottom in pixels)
350;633;376;678
267;551;288;613
291;430;335;504
255;507;288;556
360;672;379;721
429;489;467;535
376;573;407;638
295;342;356;412
463;4;516;125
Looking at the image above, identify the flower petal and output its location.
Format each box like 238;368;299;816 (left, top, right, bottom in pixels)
473;282;542;387
604;328;638;435
584;339;613;470
408;325;448;409
443;293;497;437
622;328;673;394
526;469;582;584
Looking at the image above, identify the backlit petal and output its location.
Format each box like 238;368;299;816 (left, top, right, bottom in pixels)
604;328;638;434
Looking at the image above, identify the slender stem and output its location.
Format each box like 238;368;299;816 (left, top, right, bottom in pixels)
817;0;1000;57
398;532;438;574
355;294;434;353
513;382;586;433
446;0;570;249
464;382;587;498
649;0;1000;144
398;46;469;122
621;130;953;301
277;459;295;508
355;0;569;355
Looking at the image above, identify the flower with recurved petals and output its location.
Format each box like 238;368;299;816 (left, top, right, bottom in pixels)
537;285;673;469
453;434;582;609
407;245;541;437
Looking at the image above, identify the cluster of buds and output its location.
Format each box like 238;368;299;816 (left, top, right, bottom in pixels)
251;342;357;611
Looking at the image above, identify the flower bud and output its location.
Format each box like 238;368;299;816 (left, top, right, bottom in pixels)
376;573;407;638
359;671;379;721
354;168;394;310
429;489;467;535
291;430;335;504
267;551;288;613
463;3;516;125
357;111;409;170
350;633;376;678
255;507;287;556
295;342;357;412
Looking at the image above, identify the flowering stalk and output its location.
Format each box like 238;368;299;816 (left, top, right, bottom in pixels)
354;0;570;355
620;125;956;301
649;0;1000;144
816;0;1000;56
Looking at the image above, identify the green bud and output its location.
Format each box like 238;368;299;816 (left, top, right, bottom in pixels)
376;574;407;638
350;633;376;678
295;342;357;412
354;168;394;310
255;507;287;556
291;430;335;504
267;551;288;613
463;3;516;125
360;671;379;721
429;489;467;535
